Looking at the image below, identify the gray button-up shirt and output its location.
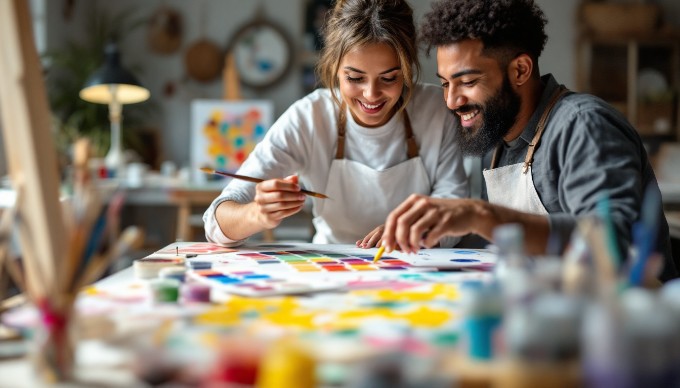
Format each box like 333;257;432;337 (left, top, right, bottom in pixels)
482;74;677;281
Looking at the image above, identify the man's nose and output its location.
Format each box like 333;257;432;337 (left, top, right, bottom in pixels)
446;88;466;110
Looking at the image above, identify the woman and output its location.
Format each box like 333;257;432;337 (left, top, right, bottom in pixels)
203;0;468;247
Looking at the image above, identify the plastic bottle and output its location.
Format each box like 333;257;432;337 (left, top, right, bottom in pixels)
461;281;503;360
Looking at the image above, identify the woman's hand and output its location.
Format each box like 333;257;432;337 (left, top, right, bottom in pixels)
253;174;306;229
356;224;385;248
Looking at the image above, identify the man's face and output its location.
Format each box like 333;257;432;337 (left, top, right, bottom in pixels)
436;40;521;157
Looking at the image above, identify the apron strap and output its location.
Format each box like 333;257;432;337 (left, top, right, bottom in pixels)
489;85;569;171
403;108;419;159
490;143;501;170
335;99;419;160
522;85;570;173
335;105;347;159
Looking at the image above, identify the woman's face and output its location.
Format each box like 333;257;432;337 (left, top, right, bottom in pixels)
337;42;404;127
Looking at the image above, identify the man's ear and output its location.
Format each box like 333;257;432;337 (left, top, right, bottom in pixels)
509;53;533;86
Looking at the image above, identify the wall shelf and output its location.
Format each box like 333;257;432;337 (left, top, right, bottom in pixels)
576;32;680;141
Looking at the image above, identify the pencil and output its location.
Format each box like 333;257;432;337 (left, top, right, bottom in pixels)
200;167;329;199
372;245;386;263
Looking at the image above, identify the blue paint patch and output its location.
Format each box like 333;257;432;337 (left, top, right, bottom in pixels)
242;274;271;279
214;276;241;284
451;250;478;254
254;124;266;136
450;258;480;263
257;60;273;71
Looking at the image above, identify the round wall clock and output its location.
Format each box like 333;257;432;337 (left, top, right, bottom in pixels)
228;19;293;89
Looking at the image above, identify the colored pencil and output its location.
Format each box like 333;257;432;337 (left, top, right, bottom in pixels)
200;167;329;199
372;245;386;263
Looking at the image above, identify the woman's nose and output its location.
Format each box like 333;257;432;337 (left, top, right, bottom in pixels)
363;81;381;100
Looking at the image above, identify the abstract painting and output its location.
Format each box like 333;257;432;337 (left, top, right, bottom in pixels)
190;99;274;184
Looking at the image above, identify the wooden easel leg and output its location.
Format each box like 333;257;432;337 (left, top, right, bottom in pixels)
263;229;275;242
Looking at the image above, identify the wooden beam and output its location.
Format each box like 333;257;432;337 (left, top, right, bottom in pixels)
0;0;66;296
223;52;242;101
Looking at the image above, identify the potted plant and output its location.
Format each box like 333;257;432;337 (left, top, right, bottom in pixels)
44;7;153;170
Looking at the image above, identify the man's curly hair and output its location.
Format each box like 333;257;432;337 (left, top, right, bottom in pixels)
420;0;547;64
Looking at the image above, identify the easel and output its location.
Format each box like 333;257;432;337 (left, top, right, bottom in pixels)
0;0;66;297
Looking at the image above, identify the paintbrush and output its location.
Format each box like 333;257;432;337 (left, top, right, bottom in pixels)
200;167;329;199
76;226;145;289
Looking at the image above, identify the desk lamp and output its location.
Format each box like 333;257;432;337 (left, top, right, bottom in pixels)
79;42;149;176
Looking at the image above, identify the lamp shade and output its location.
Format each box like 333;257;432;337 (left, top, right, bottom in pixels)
79;42;150;104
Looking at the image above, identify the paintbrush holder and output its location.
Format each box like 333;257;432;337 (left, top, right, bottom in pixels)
31;299;76;383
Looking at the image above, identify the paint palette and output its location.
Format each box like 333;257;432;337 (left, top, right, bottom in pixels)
212;249;436;274
205;244;497;272
399;249;497;269
188;269;344;297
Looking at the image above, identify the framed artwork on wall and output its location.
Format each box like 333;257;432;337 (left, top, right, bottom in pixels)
227;18;293;90
190;99;274;184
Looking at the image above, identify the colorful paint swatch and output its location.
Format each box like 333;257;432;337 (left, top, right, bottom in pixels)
224;249;428;274
189;269;343;297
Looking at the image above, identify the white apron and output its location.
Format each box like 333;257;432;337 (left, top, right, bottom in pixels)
313;106;430;243
483;86;569;215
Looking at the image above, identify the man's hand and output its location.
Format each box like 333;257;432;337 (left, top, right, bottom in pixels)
382;194;480;254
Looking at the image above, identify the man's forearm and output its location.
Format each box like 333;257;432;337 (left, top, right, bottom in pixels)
473;201;550;255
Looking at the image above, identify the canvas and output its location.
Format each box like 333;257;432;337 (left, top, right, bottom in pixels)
190;99;274;184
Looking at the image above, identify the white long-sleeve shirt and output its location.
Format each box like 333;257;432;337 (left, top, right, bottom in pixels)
203;84;469;245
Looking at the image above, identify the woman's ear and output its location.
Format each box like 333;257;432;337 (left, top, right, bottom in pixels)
509;53;533;86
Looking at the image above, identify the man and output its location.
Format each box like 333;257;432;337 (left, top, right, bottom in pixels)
381;0;678;281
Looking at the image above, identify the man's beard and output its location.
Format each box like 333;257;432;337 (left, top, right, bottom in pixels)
452;76;521;157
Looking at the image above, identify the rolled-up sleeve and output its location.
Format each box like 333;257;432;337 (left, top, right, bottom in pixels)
203;194;250;246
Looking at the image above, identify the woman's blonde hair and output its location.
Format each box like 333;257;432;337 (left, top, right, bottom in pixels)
316;0;419;114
